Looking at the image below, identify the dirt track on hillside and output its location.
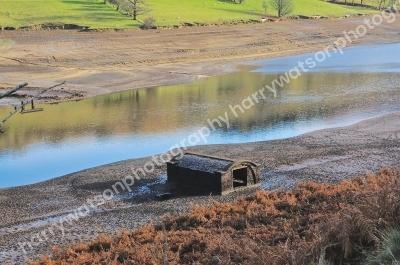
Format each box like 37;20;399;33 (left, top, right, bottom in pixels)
1;15;400;105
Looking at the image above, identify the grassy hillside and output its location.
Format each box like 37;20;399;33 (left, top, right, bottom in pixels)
0;0;379;29
150;0;377;26
0;0;140;28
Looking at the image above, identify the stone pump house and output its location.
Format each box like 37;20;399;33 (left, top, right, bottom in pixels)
166;152;260;195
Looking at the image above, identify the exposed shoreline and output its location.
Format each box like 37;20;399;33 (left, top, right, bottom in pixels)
1;111;400;264
1;15;400;106
1;16;400;264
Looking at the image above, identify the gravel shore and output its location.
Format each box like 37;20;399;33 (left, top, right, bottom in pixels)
0;111;399;264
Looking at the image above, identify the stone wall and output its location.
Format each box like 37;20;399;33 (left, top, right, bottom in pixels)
167;160;260;195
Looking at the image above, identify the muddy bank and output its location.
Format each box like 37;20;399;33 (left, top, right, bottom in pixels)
1;15;400;106
0;111;399;264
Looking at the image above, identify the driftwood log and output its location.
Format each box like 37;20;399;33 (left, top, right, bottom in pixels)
0;81;65;131
0;82;28;100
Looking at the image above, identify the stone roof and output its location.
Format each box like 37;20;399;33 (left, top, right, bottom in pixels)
173;153;233;173
170;152;258;173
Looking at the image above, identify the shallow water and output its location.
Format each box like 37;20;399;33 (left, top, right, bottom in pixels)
1;43;399;188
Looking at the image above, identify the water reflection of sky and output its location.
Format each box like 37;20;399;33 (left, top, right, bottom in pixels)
1;44;400;188
252;43;400;74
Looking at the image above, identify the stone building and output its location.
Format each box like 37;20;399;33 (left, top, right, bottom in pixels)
166;152;260;195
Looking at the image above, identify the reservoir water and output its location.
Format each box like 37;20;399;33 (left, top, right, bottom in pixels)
1;43;399;188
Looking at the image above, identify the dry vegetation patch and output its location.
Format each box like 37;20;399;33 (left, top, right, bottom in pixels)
30;168;400;264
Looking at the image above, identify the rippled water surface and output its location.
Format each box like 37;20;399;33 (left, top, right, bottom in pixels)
1;44;399;187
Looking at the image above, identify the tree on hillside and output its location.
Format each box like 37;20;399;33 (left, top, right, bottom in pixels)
378;0;397;9
108;0;150;18
377;0;387;9
127;0;150;20
262;0;268;12
108;0;123;11
270;0;293;17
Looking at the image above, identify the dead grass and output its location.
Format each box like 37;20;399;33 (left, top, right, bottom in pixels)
29;168;400;265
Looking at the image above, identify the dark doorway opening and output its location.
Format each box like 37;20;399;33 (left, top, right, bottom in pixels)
233;167;247;188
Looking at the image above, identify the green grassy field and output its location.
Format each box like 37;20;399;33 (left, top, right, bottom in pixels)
0;0;380;29
150;0;378;26
0;0;140;28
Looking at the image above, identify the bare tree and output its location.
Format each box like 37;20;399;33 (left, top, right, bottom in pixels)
109;0;150;17
377;0;387;9
385;0;397;8
109;0;123;11
126;0;150;20
262;0;268;12
270;0;294;17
